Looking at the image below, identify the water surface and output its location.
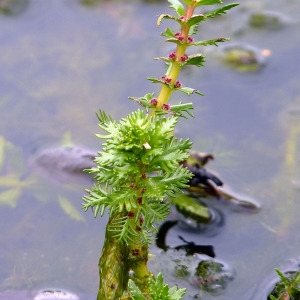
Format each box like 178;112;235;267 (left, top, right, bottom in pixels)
0;0;300;299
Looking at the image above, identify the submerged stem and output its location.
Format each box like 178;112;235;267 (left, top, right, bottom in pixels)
128;243;154;295
98;212;129;300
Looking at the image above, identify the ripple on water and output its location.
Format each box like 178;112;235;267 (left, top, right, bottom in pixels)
175;200;226;237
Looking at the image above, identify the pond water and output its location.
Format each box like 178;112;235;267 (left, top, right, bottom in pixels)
0;0;300;299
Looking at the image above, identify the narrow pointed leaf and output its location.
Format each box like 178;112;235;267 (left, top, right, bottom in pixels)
189;23;199;36
147;77;172;88
161;27;175;39
274;268;290;286
186;14;205;27
176;86;204;96
192;37;229;47
170;103;194;118
166;38;183;45
182;0;193;4
168;0;185;16
128;279;147;300
182;54;206;67
157;14;179;27
204;3;239;18
195;0;222;6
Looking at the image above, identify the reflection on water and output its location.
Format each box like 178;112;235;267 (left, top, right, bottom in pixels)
0;0;300;299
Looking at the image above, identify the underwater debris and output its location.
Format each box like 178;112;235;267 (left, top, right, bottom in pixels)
219;43;268;72
193;259;235;295
31;146;96;183
249;11;288;30
156;220;215;258
0;0;29;15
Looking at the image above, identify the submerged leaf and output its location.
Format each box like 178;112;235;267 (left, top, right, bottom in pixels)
0;135;4;171
0;136;25;174
60;131;74;147
172;194;211;223
0;174;33;189
0;187;21;208
58;195;85;221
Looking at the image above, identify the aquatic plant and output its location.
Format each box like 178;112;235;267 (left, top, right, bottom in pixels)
269;268;300;300
82;0;238;298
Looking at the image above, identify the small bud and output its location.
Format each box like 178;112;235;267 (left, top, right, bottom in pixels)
174;32;184;41
187;37;194;43
141;173;147;179
180;54;188;62
150;98;158;106
129;183;136;189
127;211;135;218
141;187;146;193
174;80;182;88
168;51;176;60
139;217;144;226
162;75;172;84
135;226;141;232
137;197;142;205
132;249;139;256
162;103;170;111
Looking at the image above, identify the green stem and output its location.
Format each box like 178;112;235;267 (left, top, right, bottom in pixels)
98;3;197;298
128;243;154;295
153;4;195;112
98;212;129;300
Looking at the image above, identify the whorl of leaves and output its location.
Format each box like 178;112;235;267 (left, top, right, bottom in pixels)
128;272;186;300
83;110;192;244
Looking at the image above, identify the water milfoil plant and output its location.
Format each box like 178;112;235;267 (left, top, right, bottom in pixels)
82;0;238;299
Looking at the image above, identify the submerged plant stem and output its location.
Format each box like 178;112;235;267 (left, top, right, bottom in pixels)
98;212;129;300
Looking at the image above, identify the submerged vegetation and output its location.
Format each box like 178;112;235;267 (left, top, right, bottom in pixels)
269;269;300;300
